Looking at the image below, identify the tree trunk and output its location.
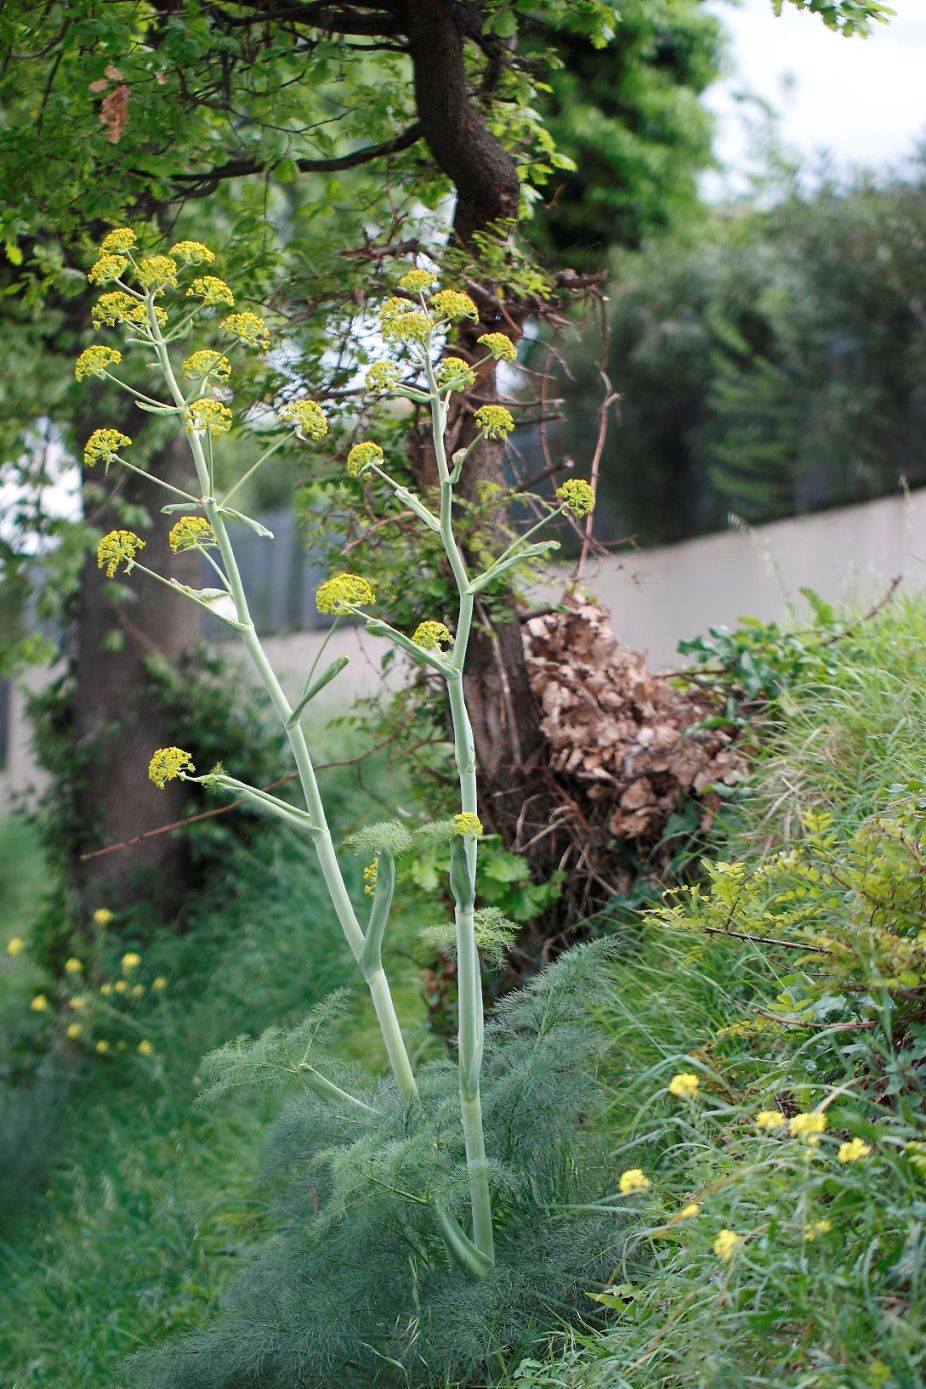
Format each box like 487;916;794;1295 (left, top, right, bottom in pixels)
73;430;201;923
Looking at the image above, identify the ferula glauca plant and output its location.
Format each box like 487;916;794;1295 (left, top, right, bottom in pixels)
77;228;617;1387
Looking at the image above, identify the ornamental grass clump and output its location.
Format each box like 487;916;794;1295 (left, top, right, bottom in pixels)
73;230;615;1385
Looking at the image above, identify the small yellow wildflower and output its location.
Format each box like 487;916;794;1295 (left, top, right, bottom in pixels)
181;350;231;383
436;356;475;392
91;291;142;328
96;530;145;578
30;994;49;1012
346;441;383;477
148;746;195;789
99;227;136;255
136;255;178;291
837;1137;872;1163
169;240;215;266
187;275;235;307
454;812;483;838
618;1168;652;1195
365;360;400;394
64;957;83;975
477;332;517;362
69;995;88;1011
713;1229;743;1262
152;976;168;991
121;952;142;971
138;1039;154;1056
380;297;432;343
75;345;122;381
678;1202;700;1219
66;1022;83;1040
6;936;24;957
87;254;125;286
100;983;113;996
412;620;453;652
93;908;113;926
280;399;328;441
668;1072;700;1098
397;268;437;294
168;516;215;553
219;311;269;348
84;428;132;468
755;1109;785;1130
556;479;596;517
186;398;232;436
431;289;478;321
114;980;128;994
474;405;515;440
789;1111;827;1140
363;859;379;897
804;1219;832;1242
131;983;145;998
315;573;376;615
95;1039;110;1055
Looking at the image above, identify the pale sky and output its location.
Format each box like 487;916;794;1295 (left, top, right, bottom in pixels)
704;0;926;190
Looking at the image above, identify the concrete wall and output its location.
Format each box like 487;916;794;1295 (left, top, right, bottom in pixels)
3;488;923;810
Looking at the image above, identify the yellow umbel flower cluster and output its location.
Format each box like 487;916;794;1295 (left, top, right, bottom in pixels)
75;345;122;381
453;812;483;838
186;398;232;436
477;332;517;362
789;1111;827;1139
755;1109;784;1130
169;516;216;552
381;297;431;343
6;936;24;957
363;859;379;896
474;405;515;440
346;441;383;477
713;1229;742;1262
668;1072;700;1098
169;240;215;265
837;1137;872;1163
83;428;132;467
436;357;475;392
397;268;437;294
187;276;235;307
100;227;136;255
220;312;270;348
365;360;400;394
97;529;145;577
805;1219;832;1242
315;573;376;615
148;746;195;789
87;254;125;286
412;620;452;652
92;291;145;328
280;398;328;441
136;255;179;291
431;289;478;322
618;1168;651;1194
556;478;595;517
182;350;231;383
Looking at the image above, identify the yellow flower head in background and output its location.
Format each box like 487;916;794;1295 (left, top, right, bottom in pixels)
365;361;400;394
100;983;113;996
477;332;517;362
315;573;376;615
186;398;232;436
6;936;24;957
804;1219;832;1242
69;995;88;1011
168;516;215;553
474;405;515;440
618;1168;652;1195
136;255;178;291
187;275;235;307
431;289;478;321
75;345;122;381
121;952;142;971
148;747;195;789
363;859;379;897
83;428;132;468
153;976;168;991
114;980;128;994
169;240;215;266
346;441;383;477
96;530;145;578
678;1202;700;1219
789;1111;827;1140
436;356;475;392
66;1022;83;1040
100;227;137;255
132;983;145;998
93;908;113;926
412;621;453;652
138;1039;154;1056
397;268;437;294
280;399;328;441
30;994;49;1012
95;1039;110;1055
713;1229;742;1262
454;812;483;839
837;1137;872;1163
64;957;83;975
181;350;231;384
220;311;269;348
87;255;125;286
668;1072;700;1098
556;479;596;518
755;1109;784;1131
